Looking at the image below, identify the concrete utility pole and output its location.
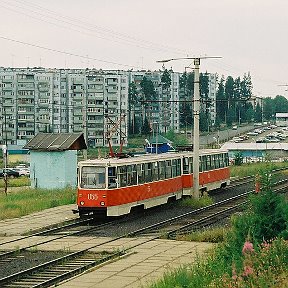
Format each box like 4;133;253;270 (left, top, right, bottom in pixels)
193;58;200;198
157;56;221;199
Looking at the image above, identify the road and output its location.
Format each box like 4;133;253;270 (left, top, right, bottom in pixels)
198;125;255;147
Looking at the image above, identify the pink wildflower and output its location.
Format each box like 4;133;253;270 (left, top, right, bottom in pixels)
242;241;254;254
242;265;254;277
262;241;271;250
232;263;238;280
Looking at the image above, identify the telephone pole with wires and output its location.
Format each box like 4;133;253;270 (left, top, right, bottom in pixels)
157;56;221;199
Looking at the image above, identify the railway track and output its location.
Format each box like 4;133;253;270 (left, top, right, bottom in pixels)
0;177;286;287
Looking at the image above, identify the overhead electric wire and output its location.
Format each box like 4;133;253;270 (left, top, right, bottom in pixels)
0;1;285;97
0;35;139;69
1;0;189;56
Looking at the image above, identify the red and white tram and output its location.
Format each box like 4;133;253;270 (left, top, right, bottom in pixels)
76;149;230;217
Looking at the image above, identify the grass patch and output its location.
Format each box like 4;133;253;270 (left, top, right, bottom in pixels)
0;177;30;187
230;161;288;178
150;238;288;288
0;187;76;220
176;227;229;243
178;195;214;209
150;167;288;288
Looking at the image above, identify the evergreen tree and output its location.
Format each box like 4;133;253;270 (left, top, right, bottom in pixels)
263;97;275;120
161;69;171;89
141;117;151;135
199;110;209;132
216;76;226;122
225;76;234;107
246;105;254;123
140;76;156;127
274;95;288;113
255;102;262;122
128;82;138;135
241;72;253;99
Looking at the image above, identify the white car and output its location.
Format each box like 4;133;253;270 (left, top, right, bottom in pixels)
232;137;243;143
12;168;30;177
247;131;258;136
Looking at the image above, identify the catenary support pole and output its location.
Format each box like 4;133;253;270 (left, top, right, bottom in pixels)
193;58;200;199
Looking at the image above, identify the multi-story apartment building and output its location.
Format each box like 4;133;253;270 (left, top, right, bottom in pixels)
0;68;128;148
0;67;215;148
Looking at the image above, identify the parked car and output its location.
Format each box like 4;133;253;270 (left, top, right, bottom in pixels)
12;167;30;177
247;131;258;136
239;135;249;140
0;168;20;178
232;137;243;143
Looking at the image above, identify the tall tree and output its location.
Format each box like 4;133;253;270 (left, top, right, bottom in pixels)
216;76;226;122
141;117;151;135
263;97;275;120
274;95;288;113
225;76;234;110
140;76;156;126
128;82;138;135
241;72;253;99
200;72;210;131
245;103;254;123
161;69;171;89
179;72;190;128
254;102;262;122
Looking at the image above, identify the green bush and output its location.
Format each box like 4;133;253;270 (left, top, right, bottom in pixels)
150;166;288;287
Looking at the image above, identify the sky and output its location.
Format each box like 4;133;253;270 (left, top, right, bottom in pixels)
0;0;287;98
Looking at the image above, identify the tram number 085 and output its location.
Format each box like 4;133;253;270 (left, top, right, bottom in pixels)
87;193;98;200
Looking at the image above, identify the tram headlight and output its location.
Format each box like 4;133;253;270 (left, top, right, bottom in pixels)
100;201;105;206
80;201;85;206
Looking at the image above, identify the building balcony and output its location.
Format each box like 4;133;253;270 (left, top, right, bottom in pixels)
2;78;13;83
2;101;14;107
2;86;13;91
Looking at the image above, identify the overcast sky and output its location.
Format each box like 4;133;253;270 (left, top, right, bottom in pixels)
0;0;287;98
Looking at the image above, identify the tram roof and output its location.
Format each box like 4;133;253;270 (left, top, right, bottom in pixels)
79;149;228;166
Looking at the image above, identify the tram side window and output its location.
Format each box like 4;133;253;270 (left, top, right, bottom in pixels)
127;165;137;186
216;154;220;168
145;162;153;182
219;154;224;168
214;154;220;169
159;161;166;180
137;164;144;184
132;164;137;185
189;157;193;174
224;153;229;166
183;158;189;174
153;162;159;181
127;165;132;186
119;166;127;187
81;166;106;189
199;156;203;172
165;160;172;178
176;159;181;176
108;167;117;188
207;155;211;170
172;159;177;177
212;155;216;169
202;156;208;171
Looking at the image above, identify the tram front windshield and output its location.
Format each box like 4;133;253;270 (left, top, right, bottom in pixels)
80;166;106;189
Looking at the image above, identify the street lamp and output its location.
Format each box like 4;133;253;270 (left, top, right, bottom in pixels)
157;56;221;199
